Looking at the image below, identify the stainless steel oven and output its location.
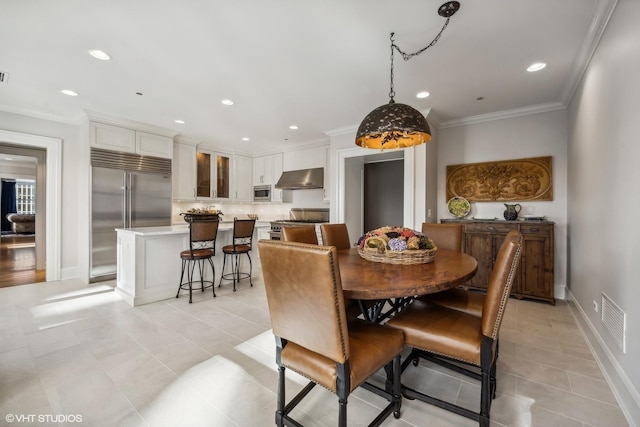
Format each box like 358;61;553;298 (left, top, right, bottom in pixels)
269;208;330;242
253;185;271;202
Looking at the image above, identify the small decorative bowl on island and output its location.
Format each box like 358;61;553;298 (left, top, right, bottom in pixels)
180;208;223;222
357;226;437;264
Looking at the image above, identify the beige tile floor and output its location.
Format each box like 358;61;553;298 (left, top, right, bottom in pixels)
0;264;629;427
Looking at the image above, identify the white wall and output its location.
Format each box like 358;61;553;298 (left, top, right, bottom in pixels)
0;111;87;280
437;109;568;296
567;0;640;422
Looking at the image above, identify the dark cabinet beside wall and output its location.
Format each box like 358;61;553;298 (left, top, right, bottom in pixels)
441;219;555;304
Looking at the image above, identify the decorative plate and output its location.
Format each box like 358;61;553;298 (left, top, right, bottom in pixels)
447;196;471;218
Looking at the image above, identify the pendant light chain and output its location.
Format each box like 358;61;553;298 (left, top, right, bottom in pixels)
391;16;453;62
387;1;457;104
355;1;460;150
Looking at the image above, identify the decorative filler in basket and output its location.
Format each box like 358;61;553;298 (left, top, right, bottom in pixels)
357;226;437;264
180;208;223;222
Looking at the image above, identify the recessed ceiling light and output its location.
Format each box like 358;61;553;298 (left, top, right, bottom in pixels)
527;62;547;72
89;49;111;61
174;119;185;124
289;125;299;130
241;137;250;141
61;89;78;96
416;91;430;99
221;99;234;106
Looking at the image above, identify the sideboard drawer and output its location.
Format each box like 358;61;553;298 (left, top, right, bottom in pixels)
465;222;515;233
520;223;552;235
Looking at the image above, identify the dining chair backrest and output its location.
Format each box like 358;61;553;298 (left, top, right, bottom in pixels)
421;223;463;252
482;230;523;339
232;218;256;247
320;223;351;249
281;225;318;245
188;218;219;255
258;240;349;364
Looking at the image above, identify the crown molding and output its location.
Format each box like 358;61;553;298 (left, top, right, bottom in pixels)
0;104;85;125
562;0;619;105
84;110;178;138
438;102;567;129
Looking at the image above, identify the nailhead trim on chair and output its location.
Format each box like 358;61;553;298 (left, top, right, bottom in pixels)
490;244;522;339
328;250;349;362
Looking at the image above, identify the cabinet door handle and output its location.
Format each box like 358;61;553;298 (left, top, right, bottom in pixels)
529;228;539;232
488;226;496;230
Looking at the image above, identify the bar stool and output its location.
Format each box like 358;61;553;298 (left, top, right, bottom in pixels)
219;218;256;291
176;216;219;303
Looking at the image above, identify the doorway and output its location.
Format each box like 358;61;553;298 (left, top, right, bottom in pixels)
0;129;61;283
0;146;45;287
363;159;404;231
338;148;409;240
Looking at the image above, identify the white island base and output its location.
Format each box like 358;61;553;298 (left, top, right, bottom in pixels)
115;224;236;306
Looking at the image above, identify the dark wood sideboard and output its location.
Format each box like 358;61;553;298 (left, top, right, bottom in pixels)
441;219;555;304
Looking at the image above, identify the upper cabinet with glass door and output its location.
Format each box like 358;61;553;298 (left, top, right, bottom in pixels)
196;150;232;201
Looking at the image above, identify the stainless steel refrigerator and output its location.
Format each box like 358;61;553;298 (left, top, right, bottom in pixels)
90;149;172;282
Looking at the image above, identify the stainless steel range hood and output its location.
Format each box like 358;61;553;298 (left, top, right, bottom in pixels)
275;167;324;189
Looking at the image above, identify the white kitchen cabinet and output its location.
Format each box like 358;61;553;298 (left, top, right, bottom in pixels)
91;122;135;153
253;155;273;185
196;149;232;201
323;146;330;201
253;153;284;202
234;154;253;202
172;143;196;200
253;153;283;185
136;132;173;158
91;122;173;159
271;154;284;202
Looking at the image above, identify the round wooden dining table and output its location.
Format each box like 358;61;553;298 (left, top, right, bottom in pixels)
337;247;477;321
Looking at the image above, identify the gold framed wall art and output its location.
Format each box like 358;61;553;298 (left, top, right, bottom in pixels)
446;156;553;202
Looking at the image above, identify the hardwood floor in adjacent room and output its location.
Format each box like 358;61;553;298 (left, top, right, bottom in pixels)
0;234;45;288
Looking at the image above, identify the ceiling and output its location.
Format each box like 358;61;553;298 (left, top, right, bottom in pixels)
0;0;616;155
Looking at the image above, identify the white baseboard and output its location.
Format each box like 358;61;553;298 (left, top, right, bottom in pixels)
567;290;640;427
60;266;80;281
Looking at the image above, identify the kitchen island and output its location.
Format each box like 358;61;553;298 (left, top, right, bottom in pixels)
115;223;238;306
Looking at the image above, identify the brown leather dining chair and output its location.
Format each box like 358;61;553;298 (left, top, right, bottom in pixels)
421;222;462;252
176;216;219;303
219;218;256;291
319;223;370;319
420;222;485;317
386;230;523;427
258;240;404;427
320;223;352;248
281;225;318;244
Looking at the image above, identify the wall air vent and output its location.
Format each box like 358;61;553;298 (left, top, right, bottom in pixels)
0;71;9;84
601;292;626;353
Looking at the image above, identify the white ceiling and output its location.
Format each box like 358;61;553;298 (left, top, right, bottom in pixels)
0;0;616;154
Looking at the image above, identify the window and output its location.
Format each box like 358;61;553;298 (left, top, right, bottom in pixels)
16;180;35;214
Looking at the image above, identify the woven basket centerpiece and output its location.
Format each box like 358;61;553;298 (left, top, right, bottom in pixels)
180;208;223;222
357;226;437;265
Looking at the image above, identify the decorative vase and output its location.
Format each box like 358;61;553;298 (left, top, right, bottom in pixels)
503;203;521;220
